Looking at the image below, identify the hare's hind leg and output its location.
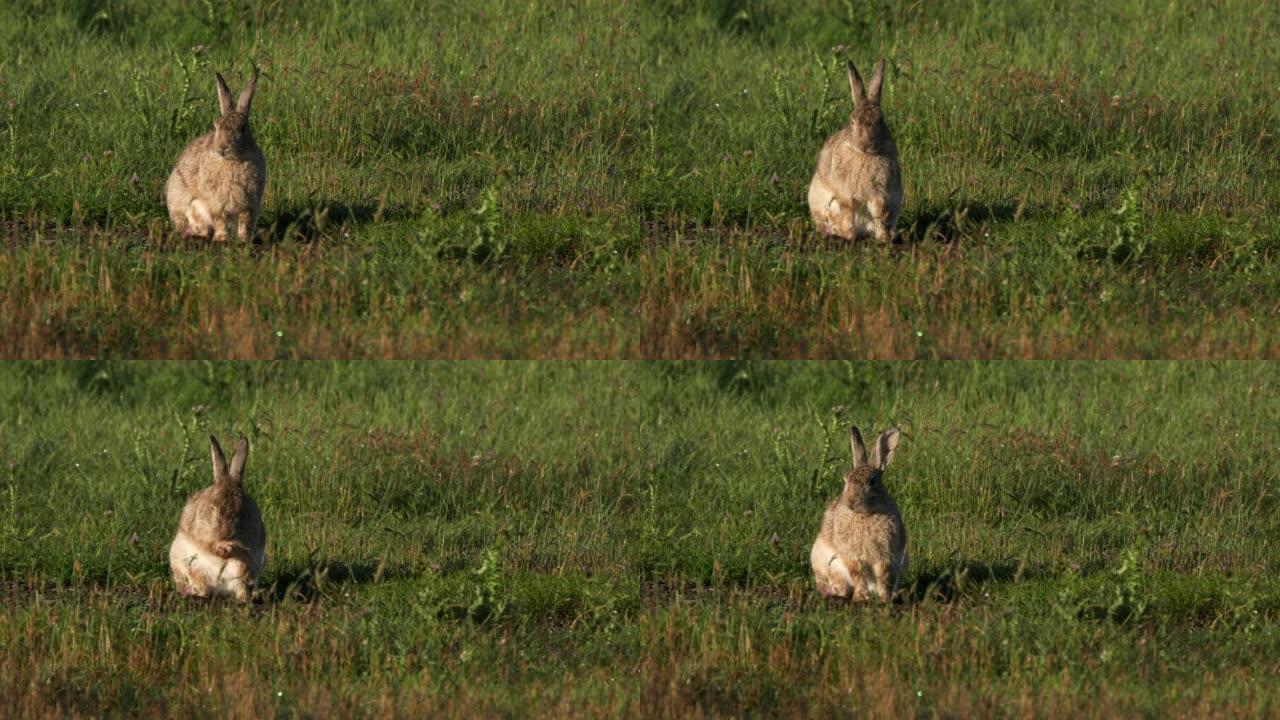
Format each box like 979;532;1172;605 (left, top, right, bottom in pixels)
186;200;215;239
170;207;191;237
828;199;858;240
866;197;893;243
871;561;894;602
808;180;847;238
236;209;256;242
811;537;838;596
811;538;857;598
173;554;211;597
844;558;872;601
215;557;254;602
171;562;199;596
170;534;210;597
166;174;195;237
209;208;229;242
228;573;254;603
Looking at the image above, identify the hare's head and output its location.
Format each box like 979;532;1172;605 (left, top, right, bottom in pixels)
841;426;899;509
845;60;888;153
212;71;258;158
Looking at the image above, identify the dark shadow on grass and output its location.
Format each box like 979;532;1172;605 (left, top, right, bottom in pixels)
897;200;1040;244
264;559;412;603
260;200;416;243
901;559;1038;604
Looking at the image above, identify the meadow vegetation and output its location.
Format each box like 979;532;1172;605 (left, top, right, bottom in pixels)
1;1;1278;357
1;362;1277;716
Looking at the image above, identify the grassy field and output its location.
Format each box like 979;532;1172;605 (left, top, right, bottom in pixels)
1;362;1278;716
2;1;1278;358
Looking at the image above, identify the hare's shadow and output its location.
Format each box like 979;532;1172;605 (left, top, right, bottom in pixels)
896;200;1042;245
260;200;415;243
901;559;1039;604
264;559;412;603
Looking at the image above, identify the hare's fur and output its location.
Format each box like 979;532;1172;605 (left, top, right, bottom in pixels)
811;426;907;601
169;435;266;601
165;70;266;242
808;60;902;242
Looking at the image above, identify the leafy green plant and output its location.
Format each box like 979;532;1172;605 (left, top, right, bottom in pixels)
466;546;508;623
417;186;508;265
1053;544;1150;626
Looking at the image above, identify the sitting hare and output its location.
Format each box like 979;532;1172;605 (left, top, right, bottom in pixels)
807;59;902;242
810;426;907;602
169;435;266;601
165;69;266;242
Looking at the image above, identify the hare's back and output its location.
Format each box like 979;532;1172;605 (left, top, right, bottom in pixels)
831;509;903;562
175;132;215;166
814;128;852;178
236;494;266;543
169;134;215;191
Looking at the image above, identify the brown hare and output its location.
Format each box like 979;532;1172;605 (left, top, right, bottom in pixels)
165;69;266;242
810;426;907;602
807;59;902;242
168;435;266;601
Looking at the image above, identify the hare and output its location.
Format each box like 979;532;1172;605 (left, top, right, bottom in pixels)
810;426;907;602
165;69;266;242
807;59;902;242
169;435;266;602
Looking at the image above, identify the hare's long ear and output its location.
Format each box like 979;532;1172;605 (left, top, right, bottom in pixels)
849;426;869;468
215;73;235;115
210;435;229;482
867;59;886;106
846;61;867;106
871;428;899;471
236;70;257;115
229;437;249;482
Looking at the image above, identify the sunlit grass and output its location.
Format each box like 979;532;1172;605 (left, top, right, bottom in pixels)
1;0;1277;357
1;362;1278;716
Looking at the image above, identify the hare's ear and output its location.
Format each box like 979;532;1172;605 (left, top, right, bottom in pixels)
215;73;235;115
849;426;869;468
871;428;899;471
867;59;886;106
210;435;229;482
846;61;867;106
236;70;257;115
229;436;249;481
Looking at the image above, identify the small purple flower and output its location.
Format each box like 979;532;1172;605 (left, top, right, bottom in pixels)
129;174;140;187
743;149;753;158
103;149;113;158
769;533;780;548
769;174;780;186
129;533;140;546
1070;202;1082;211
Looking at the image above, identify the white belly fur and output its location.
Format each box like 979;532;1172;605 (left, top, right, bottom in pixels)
168;531;260;598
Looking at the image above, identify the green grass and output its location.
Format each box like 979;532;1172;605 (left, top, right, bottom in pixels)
2;362;1279;716
2;1;1279;357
